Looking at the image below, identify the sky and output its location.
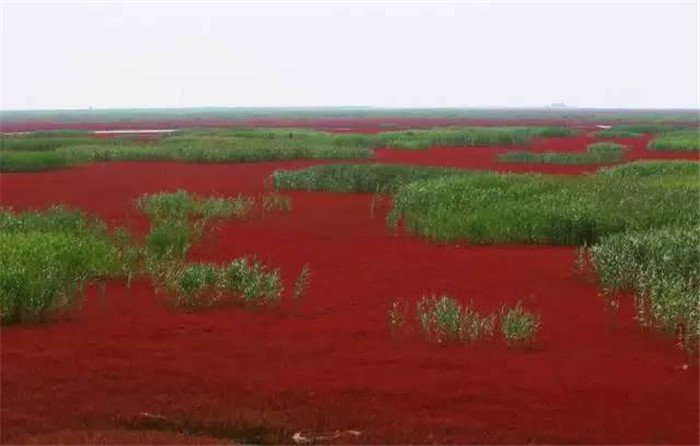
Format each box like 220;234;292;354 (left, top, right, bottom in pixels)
1;1;698;110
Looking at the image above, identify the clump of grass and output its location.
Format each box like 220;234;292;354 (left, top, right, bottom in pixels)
595;124;687;138
263;192;293;212
138;191;254;265
388;173;698;245
223;257;283;305
59;140;373;164
273;163;477;193
293;264;311;302
0;232;117;323
174;263;221;308
597;160;699;179
388;300;408;334
584;227;699;350
500;301;541;346
165;257;283;308
497;141;625;165
648;129;700;152
0;150;83;172
375;126;572;149
146;220;192;261
415;294;496;343
0;133;118;151
0;207;139;324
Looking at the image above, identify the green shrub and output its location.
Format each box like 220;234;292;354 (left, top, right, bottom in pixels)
586;227;699;349
500;301;540;346
648;130;700;152
388;173;699;245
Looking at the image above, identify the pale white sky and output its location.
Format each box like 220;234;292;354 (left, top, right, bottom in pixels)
1;1;698;110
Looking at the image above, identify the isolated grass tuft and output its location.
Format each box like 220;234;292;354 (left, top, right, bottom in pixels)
500;301;541;346
263;192;293;212
293;264;311;302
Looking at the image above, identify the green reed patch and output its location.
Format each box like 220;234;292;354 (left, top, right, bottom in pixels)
500;301;541;346
273;163;476;193
375;126;572;150
582;227;699;350
498;141;625;165
648;129;700;152
0;133;121;152
388;173;699;245
595;124;687;138
390;294;541;347
0;207;138;324
415;295;496;343
138;190;254;264
597;160;699;179
0;150;82;172
165;257;284;308
262;192;293;212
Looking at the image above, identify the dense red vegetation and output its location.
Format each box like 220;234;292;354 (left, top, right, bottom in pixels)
1;128;698;445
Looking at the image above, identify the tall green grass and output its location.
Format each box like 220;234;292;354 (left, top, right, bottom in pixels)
498;142;626;165
0;133;117;151
388;173;699;245
0;151;81;172
374;126;572;150
166;258;284;308
648;130;700;152
595;124;687;138
137;190;254;264
389;294;540;347
597;160;699;179
1;125;574;172
582;227;699;350
273;163;474;193
0;206;137;323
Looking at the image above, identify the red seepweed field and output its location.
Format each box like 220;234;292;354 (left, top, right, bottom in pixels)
1;117;698;445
